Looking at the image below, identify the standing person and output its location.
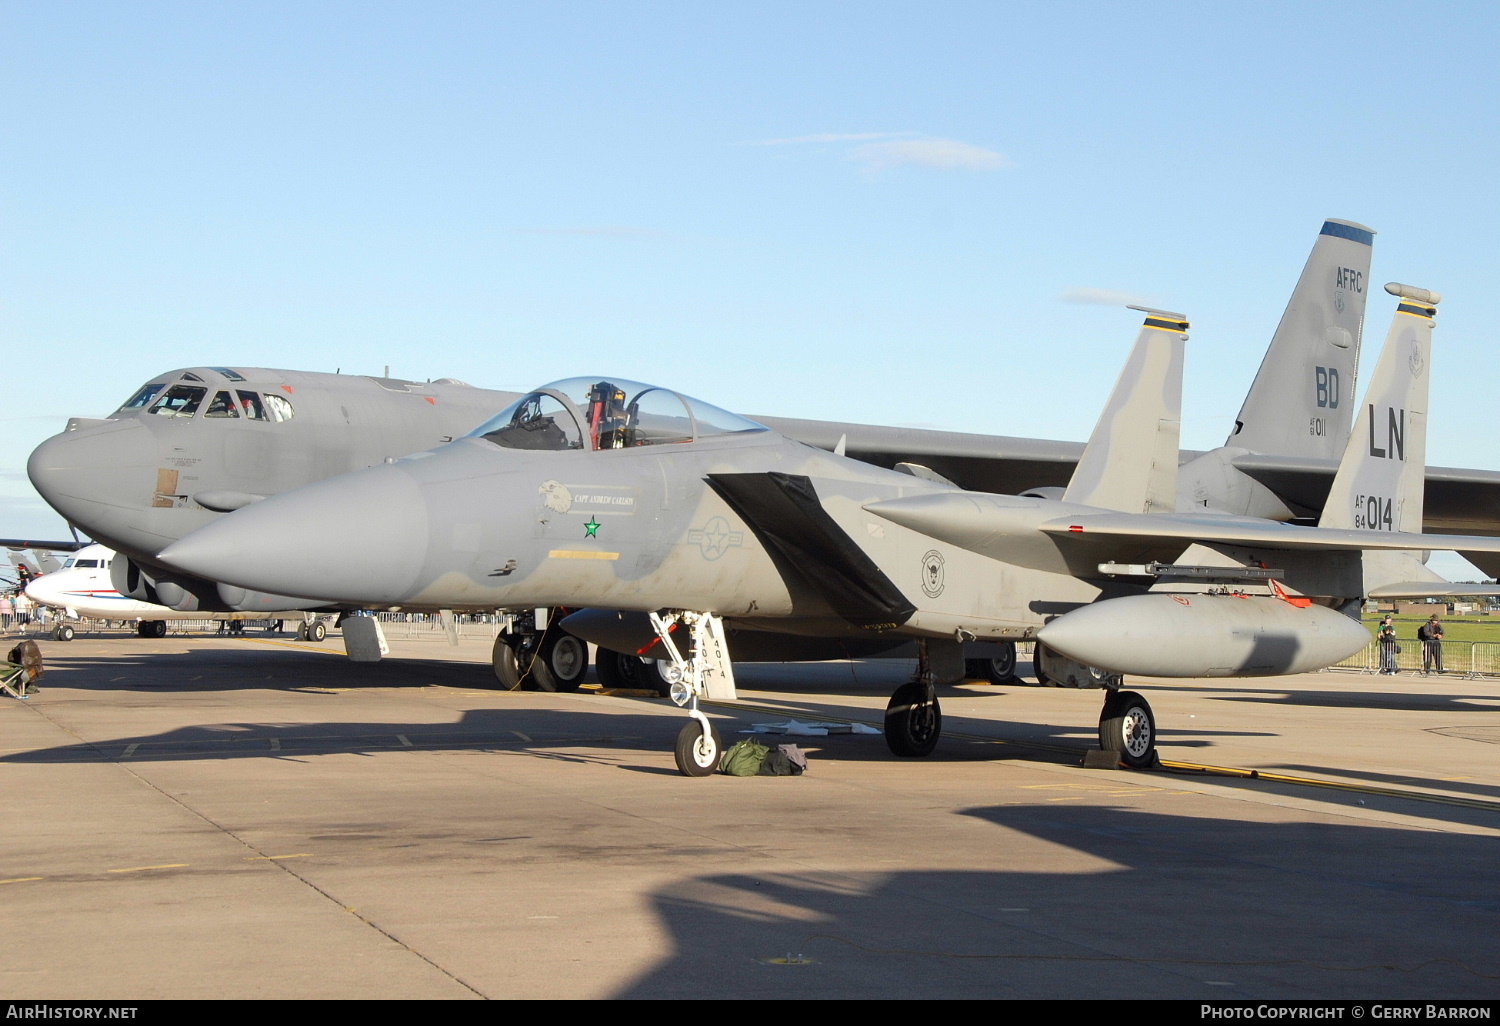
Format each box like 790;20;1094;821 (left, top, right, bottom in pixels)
1378;616;1399;674
0;593;12;632
1418;614;1446;674
12;592;31;632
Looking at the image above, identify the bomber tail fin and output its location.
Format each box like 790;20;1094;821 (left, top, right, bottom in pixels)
1318;284;1438;532
1063;307;1187;513
1227;218;1375;459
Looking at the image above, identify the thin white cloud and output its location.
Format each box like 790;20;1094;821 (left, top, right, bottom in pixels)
513;226;664;239
752;132;1010;172
1058;287;1158;307
755;132;909;146
852;138;1010;171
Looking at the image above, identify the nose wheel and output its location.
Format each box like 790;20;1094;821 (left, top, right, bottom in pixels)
1098;689;1156;768
674;720;723;777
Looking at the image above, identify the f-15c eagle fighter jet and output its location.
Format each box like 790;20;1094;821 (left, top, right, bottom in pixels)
159;283;1500;775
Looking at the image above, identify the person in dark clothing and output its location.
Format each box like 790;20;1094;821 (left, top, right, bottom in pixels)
1417;615;1445;674
1378;616;1399;674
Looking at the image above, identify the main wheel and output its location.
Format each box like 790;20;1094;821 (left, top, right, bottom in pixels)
674;721;722;777
966;642;1018;684
491;635;525;690
54;624;75;642
884;681;942;757
531;629;588;692
141;620;167;639
307;621;327;642
1099;690;1156;768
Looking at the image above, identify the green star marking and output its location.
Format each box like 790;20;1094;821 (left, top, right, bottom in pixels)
584;517;601;538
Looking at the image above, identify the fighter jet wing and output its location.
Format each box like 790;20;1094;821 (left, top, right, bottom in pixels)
752;416;1094;494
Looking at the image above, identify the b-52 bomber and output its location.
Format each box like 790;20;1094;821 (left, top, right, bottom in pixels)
158;281;1500;774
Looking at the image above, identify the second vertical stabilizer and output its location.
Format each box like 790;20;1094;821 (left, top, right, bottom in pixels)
1063;308;1188;514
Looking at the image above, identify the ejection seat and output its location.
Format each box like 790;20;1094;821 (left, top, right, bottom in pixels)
1;641;43;699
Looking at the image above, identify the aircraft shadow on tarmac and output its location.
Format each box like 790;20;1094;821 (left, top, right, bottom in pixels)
1165;680;1500;715
27;645;500;693
617;804;1500;1000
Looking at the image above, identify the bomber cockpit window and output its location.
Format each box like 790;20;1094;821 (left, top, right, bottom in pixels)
263;394;295;423
468;377;765;452
210;367;246;382
119;383;166;411
204;391;240;418
236;391;267;420
148;384;207;417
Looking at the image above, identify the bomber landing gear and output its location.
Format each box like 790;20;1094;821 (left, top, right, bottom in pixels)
52;623;76;642
137;620;167;639
297;619;328;642
1098;689;1157;768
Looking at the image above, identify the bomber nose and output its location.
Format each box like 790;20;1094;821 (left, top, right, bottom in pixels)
28;419;158;530
158;464;431;605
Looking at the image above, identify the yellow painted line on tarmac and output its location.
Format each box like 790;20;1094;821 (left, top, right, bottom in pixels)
246;854;313;861
0;877;44;885
108;864;188;873
245;638;345;655
1158;759;1500;812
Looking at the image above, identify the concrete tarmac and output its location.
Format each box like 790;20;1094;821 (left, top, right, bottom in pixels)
2;627;1498;999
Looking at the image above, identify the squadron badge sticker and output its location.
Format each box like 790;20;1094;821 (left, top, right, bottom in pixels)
920;550;946;598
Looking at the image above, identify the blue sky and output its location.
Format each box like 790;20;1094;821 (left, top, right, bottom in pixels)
3;2;1497;574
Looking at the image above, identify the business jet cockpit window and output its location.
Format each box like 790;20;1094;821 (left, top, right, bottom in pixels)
469;378;766;452
148;385;207;418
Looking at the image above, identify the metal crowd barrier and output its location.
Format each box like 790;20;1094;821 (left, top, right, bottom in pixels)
1334;640;1500;678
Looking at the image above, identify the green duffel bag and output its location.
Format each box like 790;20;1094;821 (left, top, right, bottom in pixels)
718;739;770;776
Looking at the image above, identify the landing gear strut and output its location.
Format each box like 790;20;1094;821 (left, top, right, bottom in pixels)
648;610;736;777
1098;689;1156;768
884;639;952;757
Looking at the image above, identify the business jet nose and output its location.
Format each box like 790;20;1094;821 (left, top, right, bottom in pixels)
28;420;159;541
159;464;431;605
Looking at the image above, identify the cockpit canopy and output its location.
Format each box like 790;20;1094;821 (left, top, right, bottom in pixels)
468;377;766;452
116;377;295;423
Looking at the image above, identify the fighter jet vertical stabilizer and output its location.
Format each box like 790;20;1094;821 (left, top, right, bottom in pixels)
1228;218;1375;461
1062;307;1188;514
1319;283;1437;534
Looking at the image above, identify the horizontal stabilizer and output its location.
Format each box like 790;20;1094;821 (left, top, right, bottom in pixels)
707;473;916;629
1367;582;1500;598
1039;511;1500;555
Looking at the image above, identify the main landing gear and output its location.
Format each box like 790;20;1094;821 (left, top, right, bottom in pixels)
297;618;327;642
136;620;167;639
594;649;673;696
1097;689;1157;768
964;640;1019;684
491;610;588;692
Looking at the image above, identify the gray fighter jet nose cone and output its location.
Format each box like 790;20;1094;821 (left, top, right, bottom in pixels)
160;464;431;605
